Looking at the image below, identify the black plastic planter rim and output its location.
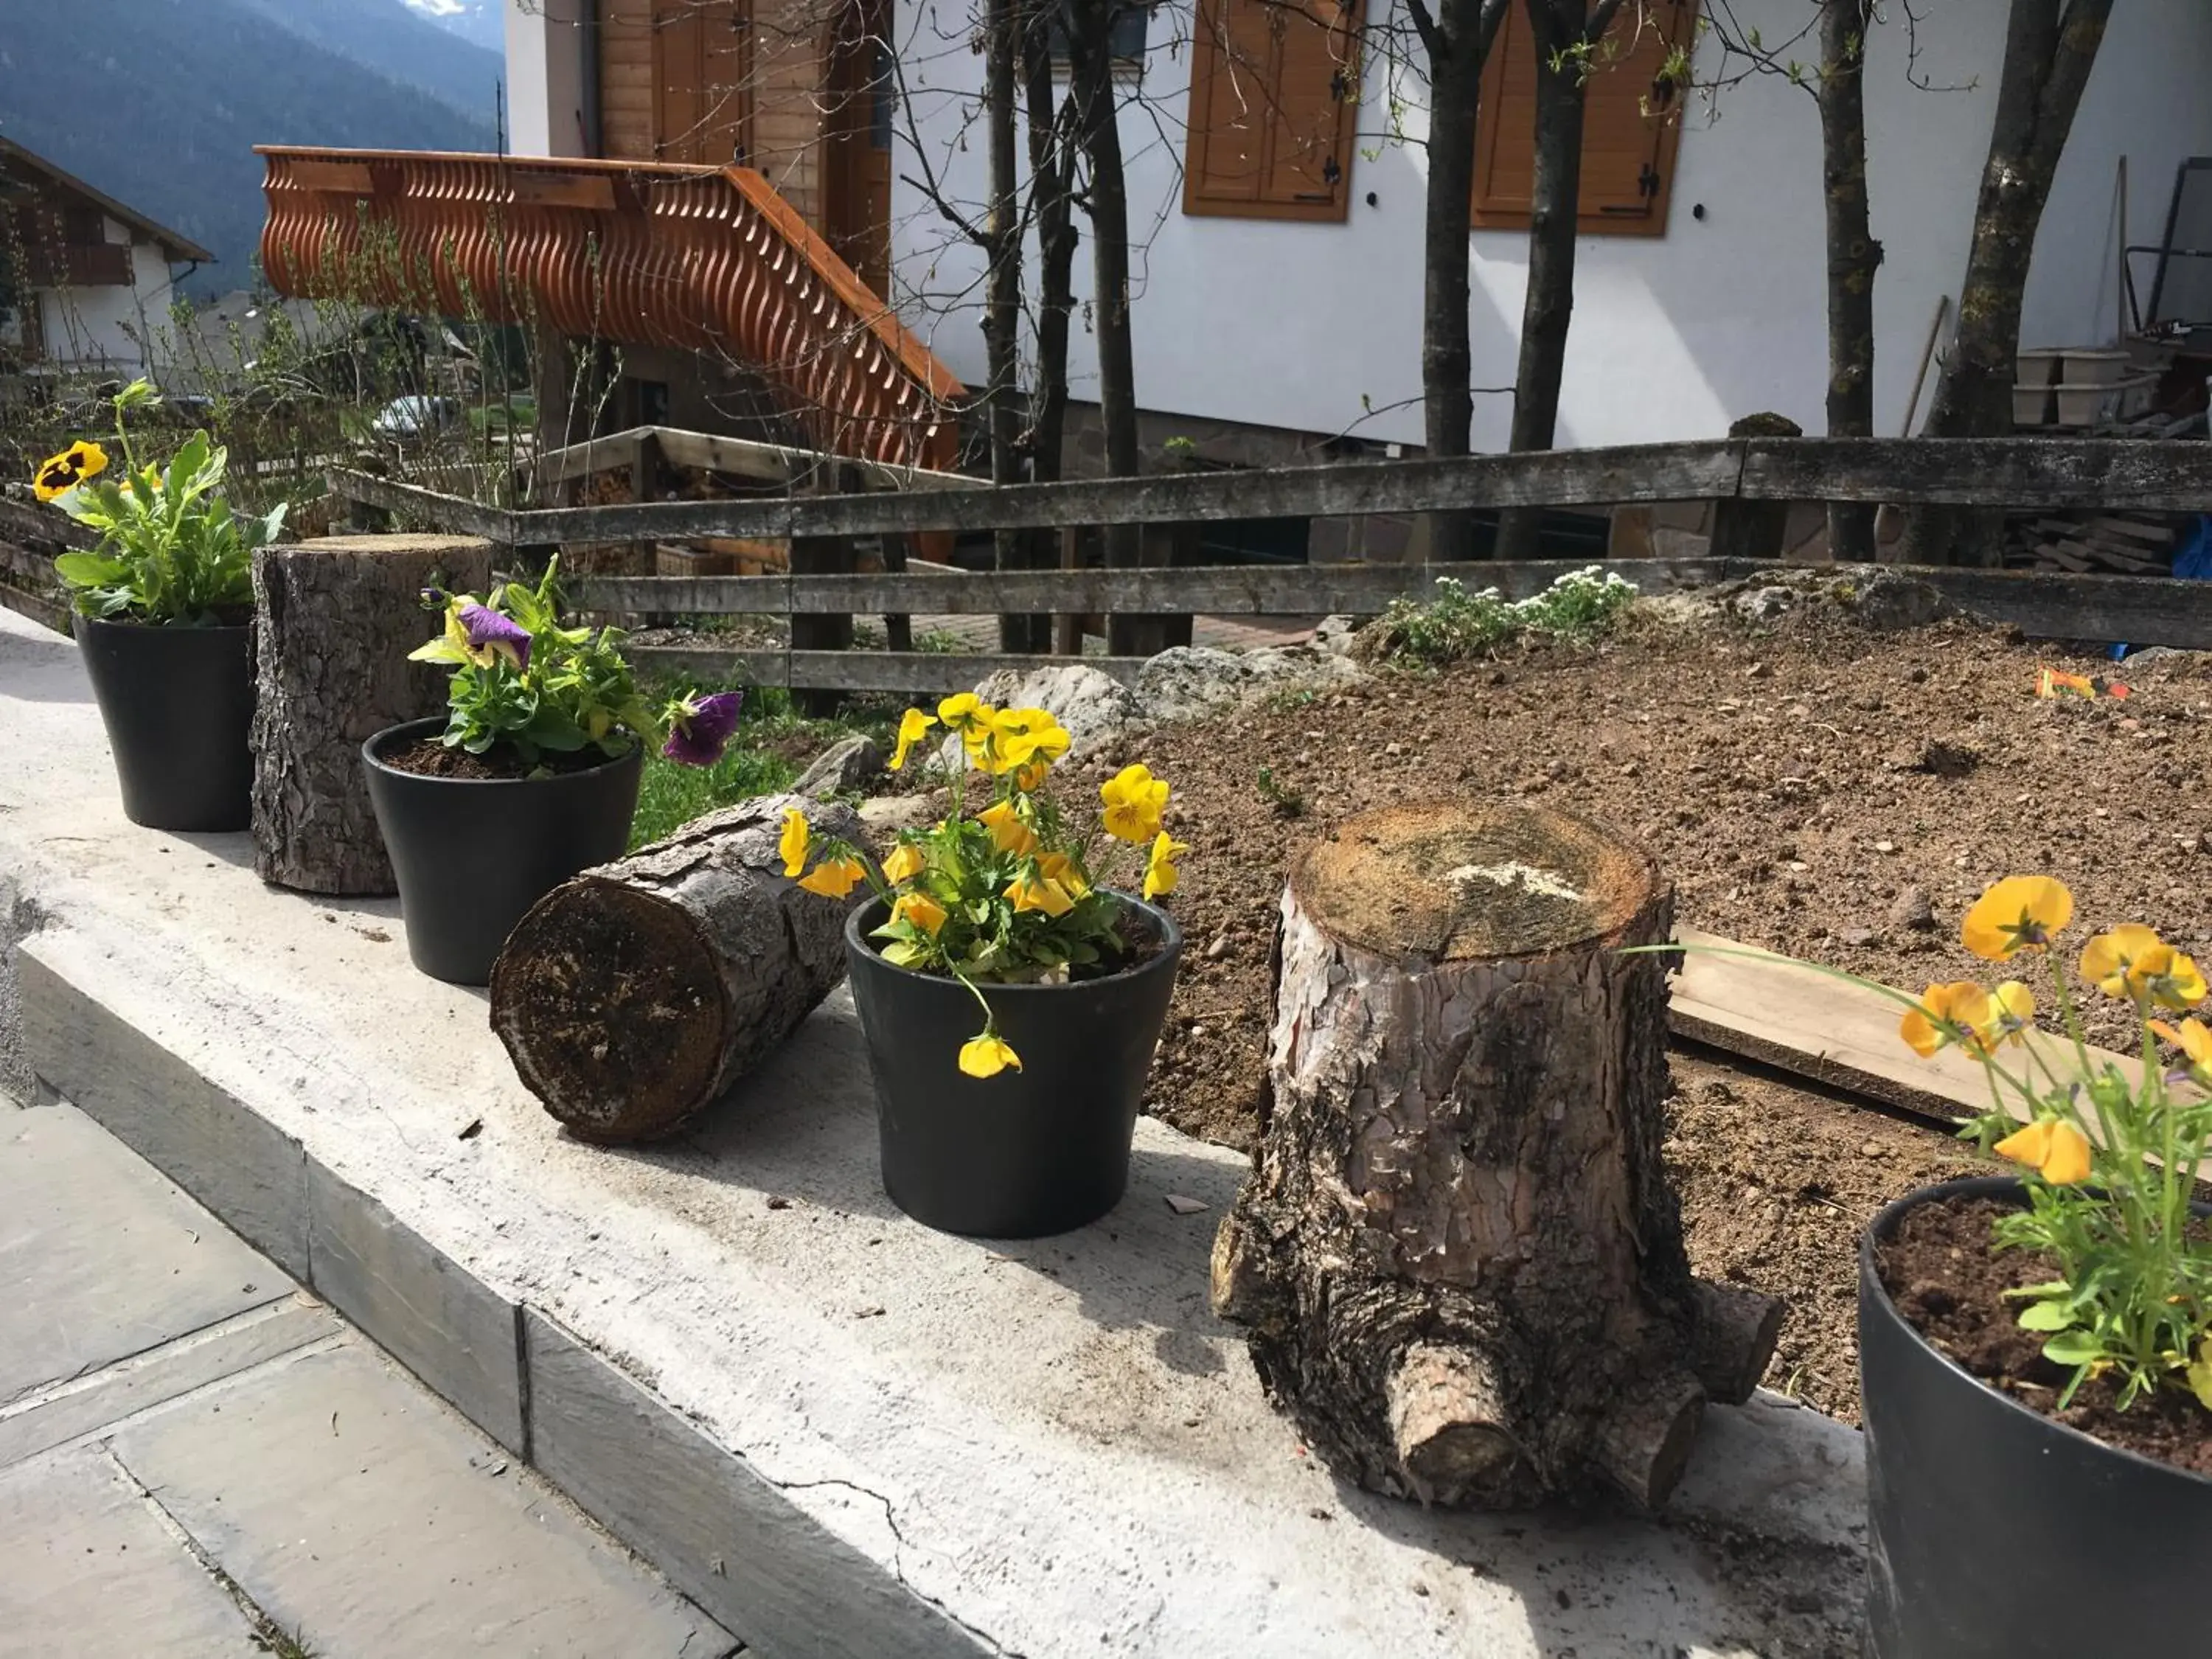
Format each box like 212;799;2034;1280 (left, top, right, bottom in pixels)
1862;1172;2212;1486
361;717;641;786
841;889;1183;989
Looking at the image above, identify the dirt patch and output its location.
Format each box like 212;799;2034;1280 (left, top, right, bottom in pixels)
1877;1193;2212;1475
1058;602;2209;1417
1669;1054;1986;1422
378;737;622;780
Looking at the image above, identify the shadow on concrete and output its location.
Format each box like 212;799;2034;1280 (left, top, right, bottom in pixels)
164;829;258;872
0;621;94;704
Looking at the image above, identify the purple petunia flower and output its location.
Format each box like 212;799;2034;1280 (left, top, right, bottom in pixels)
662;690;745;767
459;602;531;670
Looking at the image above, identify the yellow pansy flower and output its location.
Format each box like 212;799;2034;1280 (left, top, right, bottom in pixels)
1961;877;2073;961
796;855;867;900
1005;872;1076;917
32;439;107;501
2151;1015;2212;1072
1100;763;1169;844
937;692;985;729
2078;925;2202;1006
1994;1117;2093;1186
1142;830;1189;901
779;807;810;878
1973;980;2036;1052
891;889;947;935
1037;851;1090;900
992;708;1071;771
978;799;1037;855
888;708;936;772
1014;759;1051;793
882;842;925;884
1899;981;1994;1059
959;1032;1022;1078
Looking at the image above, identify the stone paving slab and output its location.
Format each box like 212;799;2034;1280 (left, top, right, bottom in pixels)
0;1105;285;1402
108;1339;736;1659
0;1445;255;1658
0;1298;338;1471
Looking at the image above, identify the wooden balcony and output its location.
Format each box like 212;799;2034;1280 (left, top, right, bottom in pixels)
256;147;963;472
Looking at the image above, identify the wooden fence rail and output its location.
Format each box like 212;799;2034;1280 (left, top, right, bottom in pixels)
313;438;2212;692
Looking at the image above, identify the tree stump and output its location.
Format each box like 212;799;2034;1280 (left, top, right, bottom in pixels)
490;796;866;1143
250;533;493;894
1211;801;1782;1512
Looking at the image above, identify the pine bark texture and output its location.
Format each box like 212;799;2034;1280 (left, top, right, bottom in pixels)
1903;0;2113;566
490;795;865;1143
1818;0;1880;562
249;533;493;895
1213;801;1781;1510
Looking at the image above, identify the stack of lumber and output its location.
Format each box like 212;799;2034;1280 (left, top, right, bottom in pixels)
2004;509;2177;575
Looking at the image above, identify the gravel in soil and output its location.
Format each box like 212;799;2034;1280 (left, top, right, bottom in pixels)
1052;602;2210;1419
1878;1194;2212;1475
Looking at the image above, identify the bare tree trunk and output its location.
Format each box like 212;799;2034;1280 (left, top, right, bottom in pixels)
1063;0;1146;651
985;0;1032;650
1493;0;1622;562
1417;0;1509;561
1903;0;2113;566
1819;0;1880;563
1023;0;1081;647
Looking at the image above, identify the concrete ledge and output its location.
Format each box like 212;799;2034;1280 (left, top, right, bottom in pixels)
0;605;1872;1656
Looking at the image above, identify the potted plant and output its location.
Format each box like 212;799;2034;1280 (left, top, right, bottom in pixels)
1857;875;2212;1657
35;380;287;830
783;695;1185;1237
364;560;742;984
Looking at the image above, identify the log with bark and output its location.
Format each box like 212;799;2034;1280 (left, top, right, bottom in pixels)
490;795;866;1143
250;533;493;894
1211;801;1781;1511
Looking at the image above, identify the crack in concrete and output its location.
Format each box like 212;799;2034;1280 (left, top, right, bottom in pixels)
773;1475;1029;1659
99;1441;320;1658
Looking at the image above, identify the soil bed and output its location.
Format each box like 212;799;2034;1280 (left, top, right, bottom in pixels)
1878;1194;2212;1476
379;737;627;781
1033;600;2209;1417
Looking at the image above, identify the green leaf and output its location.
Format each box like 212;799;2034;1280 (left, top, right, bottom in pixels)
52;553;127;588
2016;1301;2075;1332
2041;1330;2106;1368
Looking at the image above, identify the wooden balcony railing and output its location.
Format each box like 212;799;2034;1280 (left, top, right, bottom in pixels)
255;146;964;472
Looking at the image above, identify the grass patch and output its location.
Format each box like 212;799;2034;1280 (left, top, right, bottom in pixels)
627;681;897;849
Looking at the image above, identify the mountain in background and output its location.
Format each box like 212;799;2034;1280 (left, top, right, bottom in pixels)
0;0;501;298
404;0;507;55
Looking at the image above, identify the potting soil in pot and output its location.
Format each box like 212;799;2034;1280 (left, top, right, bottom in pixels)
376;740;616;780
1877;1192;2212;1476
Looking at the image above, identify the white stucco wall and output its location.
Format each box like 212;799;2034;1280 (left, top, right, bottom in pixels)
885;0;2212;450
35;226;178;375
505;0;591;157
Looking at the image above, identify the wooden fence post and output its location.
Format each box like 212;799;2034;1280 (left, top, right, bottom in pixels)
881;530;914;655
1053;526;1085;656
790;460;858;714
1708;414;1802;560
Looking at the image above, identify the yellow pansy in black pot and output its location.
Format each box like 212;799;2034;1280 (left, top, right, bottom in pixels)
791;698;1184;1237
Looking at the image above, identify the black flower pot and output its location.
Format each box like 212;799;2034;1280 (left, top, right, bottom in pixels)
74;613;254;832
844;893;1181;1238
362;717;642;986
1860;1176;2212;1658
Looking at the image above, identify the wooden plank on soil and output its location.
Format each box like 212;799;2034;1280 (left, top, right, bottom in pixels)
1669;927;2150;1147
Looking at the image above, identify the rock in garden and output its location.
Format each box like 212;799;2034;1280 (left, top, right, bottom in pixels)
1136;643;1363;726
489;793;863;1143
1890;887;1936;931
793;733;882;799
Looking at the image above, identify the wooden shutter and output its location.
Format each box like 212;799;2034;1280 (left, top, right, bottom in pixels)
1470;0;1692;235
653;0;753;166
1183;0;1362;223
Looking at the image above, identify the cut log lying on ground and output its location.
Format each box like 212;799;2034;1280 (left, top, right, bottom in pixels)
490;794;866;1142
1212;801;1782;1512
251;533;493;894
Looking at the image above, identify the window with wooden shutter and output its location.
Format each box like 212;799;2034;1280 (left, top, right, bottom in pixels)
1183;0;1363;223
1470;0;1693;235
653;0;753;166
